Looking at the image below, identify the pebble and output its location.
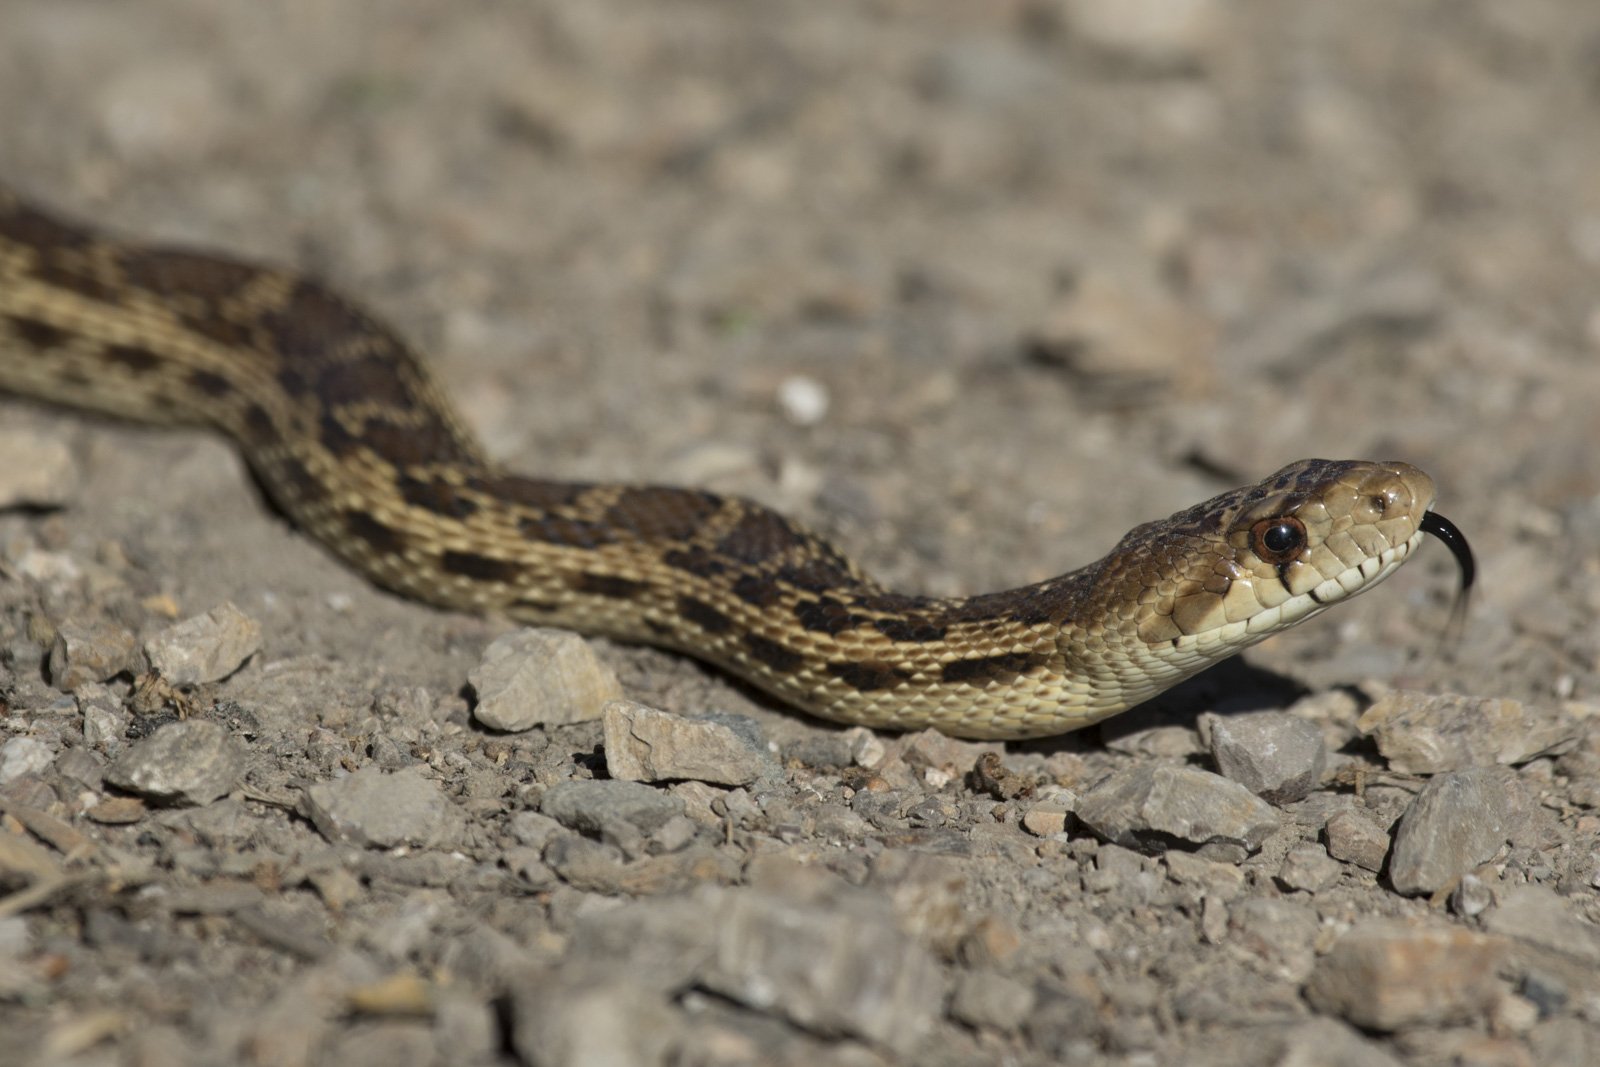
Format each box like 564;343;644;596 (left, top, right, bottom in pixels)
144;601;262;686
1062;0;1222;68
0;737;54;784
540;779;684;842
1275;842;1344;893
302;766;454;849
601;700;767;786
1207;711;1327;803
0;428;78;509
1304;919;1510;1031
506;969;677;1067
1021;798;1071;837
1074;764;1279;855
469;628;624;731
775;374;830;426
1482;885;1600;997
49;618;139;692
1272;1018;1407;1067
1323;808;1392;873
948;969;1035;1032
1357;691;1577;774
1388;767;1526;896
104;719;244;805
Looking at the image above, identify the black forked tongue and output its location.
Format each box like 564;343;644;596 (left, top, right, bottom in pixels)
1420;511;1475;639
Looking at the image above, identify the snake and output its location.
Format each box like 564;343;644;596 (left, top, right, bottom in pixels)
0;186;1474;739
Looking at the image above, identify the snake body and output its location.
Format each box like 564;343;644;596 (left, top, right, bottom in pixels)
0;188;1463;738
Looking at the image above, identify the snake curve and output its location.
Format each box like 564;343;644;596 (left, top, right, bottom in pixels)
0;187;1471;739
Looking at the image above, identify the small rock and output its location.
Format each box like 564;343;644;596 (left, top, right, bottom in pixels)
1323;808;1392;873
949;969;1035;1032
145;602;262;686
1388;767;1527;896
1074;764;1279;855
540;779;683;841
1482;885;1600;997
79;684;133;755
1276;842;1343;893
104;719;243;805
0;428;78;509
1208;711;1327;803
1164;850;1247;899
1022;798;1071;837
601;701;767;786
0;737;54;784
1357;691;1577;774
49;618;139;692
303;766;453;849
1272;1018;1407;1067
469;628;624;731
1063;0;1222;68
506;969;678;1067
776;374;830;426
1305;919;1510;1031
699;885;943;1054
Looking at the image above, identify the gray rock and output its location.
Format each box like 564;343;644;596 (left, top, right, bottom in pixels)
303;765;453;849
1208;711;1327;803
0;737;54;784
1273;1018;1406;1067
49;619;139;692
698;885;944;1054
1304;919;1510;1031
1388;767;1526;896
1276;842;1344;893
469;628;624;731
1074;764;1279;855
1482;885;1600;998
1323;808;1392;873
1062;0;1222;69
105;719;243;805
0;427;78;509
540;779;683;841
1021;797;1071;837
948;969;1035;1032
1357;690;1577;774
601;701;767;786
505;967;678;1067
144;602;262;686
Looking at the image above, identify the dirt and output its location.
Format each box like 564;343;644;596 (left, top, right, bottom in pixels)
1;2;1599;1065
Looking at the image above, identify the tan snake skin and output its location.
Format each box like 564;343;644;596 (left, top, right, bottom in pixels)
0;188;1462;738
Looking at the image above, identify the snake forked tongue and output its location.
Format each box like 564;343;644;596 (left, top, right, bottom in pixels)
1419;511;1475;592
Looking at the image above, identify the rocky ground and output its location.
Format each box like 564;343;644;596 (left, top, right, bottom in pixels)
2;2;1600;1065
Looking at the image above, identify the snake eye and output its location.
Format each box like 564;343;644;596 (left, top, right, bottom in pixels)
1251;516;1307;564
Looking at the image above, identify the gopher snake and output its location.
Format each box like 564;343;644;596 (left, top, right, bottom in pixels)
0;188;1473;738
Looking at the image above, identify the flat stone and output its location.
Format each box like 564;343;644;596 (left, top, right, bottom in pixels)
0;427;78;509
1388;767;1527;896
1062;0;1222;69
540;778;683;843
104;719;244;805
1273;1018;1406;1067
144;601;262;686
303;765;454;849
469;628;624;731
1482;885;1600;997
698;885;944;1054
1208;711;1327;803
601;701;767;786
1321;809;1391;874
949;969;1034;1032
1304;919;1510;1031
1358;691;1577;774
1074;763;1279;855
48;618;139;692
1021;798;1071;837
1276;842;1344;893
506;968;677;1067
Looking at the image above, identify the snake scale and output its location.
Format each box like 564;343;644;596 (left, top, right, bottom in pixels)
0;187;1474;739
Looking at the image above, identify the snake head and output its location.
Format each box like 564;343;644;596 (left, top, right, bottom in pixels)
1129;459;1440;650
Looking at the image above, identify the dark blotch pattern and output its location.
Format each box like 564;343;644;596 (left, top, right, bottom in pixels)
663;546;728;580
4;314;71;350
439;549;522;584
776;556;854;594
103;344;161;373
872;616;948;643
731;573;781;607
827;660;911;693
607;486;722;542
573;572;647;599
941;652;1041;687
743;633;805;674
716;508;806;566
677;596;734;634
343;509;405;555
518;515;617;550
794;597;862;635
476;474;587;510
397;473;477;519
187;369;233;398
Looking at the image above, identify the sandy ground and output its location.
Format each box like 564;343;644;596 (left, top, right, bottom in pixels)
2;2;1599;1065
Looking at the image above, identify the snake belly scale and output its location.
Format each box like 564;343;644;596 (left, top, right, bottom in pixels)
0;188;1467;739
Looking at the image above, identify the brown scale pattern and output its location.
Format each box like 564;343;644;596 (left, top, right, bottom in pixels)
0;187;1446;737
